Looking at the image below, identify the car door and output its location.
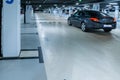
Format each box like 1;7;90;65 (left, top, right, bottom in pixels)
70;11;80;26
75;11;84;27
72;11;85;27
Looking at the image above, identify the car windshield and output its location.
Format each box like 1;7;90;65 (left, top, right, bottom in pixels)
84;11;109;18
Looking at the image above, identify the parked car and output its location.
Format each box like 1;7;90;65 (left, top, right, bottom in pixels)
67;10;116;32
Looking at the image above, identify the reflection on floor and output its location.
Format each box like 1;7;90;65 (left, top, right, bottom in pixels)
36;12;120;80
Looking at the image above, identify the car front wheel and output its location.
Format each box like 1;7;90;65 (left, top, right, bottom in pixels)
68;20;72;26
103;29;112;32
81;22;88;32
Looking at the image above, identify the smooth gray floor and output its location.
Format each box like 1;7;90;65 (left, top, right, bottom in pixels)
0;59;47;80
36;12;120;80
0;14;46;80
21;15;40;50
21;33;40;50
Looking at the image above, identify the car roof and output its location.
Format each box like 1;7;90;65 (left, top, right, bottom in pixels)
79;10;99;12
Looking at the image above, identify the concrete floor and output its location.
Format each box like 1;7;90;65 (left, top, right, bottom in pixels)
0;14;45;80
35;12;120;80
21;15;40;50
20;15;40;57
0;59;47;80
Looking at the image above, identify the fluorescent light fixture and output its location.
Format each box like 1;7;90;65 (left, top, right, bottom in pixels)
109;3;118;5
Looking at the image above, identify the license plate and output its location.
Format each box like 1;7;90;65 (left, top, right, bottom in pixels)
104;25;112;27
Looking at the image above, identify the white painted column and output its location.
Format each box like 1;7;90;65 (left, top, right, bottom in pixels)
2;0;21;57
25;5;32;23
92;3;100;11
114;5;119;20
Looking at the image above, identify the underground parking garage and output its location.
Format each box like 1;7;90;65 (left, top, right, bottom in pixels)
1;0;120;80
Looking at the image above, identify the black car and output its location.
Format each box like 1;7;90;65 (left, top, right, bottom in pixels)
67;10;116;32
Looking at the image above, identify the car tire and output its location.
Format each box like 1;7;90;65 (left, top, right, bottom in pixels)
81;22;88;32
103;29;112;32
68;20;72;26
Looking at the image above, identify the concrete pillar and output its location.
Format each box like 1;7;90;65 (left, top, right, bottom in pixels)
31;6;34;17
114;5;119;20
93;3;100;11
2;0;21;57
25;5;32;23
0;0;2;57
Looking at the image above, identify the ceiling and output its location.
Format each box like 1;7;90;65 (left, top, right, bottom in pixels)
21;0;120;9
21;0;103;5
21;0;76;5
21;0;120;5
21;0;120;3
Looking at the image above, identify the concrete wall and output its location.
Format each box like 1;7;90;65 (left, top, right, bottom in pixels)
2;0;21;57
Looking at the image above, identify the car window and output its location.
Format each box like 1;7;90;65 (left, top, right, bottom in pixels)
100;12;109;16
74;11;84;17
78;12;85;16
74;12;79;17
84;11;109;18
